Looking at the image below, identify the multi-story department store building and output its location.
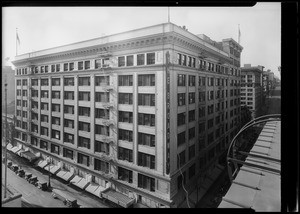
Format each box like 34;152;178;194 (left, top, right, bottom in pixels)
12;22;243;208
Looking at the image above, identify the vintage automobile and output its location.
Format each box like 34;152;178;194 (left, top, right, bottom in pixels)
25;172;33;181
37;181;48;191
17;169;26;177
7;160;13;168
52;188;79;208
11;164;19;172
28;176;38;186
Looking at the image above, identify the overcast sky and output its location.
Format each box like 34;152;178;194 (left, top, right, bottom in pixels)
2;3;281;78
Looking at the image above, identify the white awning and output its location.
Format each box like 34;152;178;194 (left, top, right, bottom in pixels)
74;178;90;190
37;160;49;169
85;183;108;198
101;189;135;208
50;165;61;175
11;146;21;154
70;175;82;185
6;143;13;151
16;149;25;156
56;170;67;178
62;171;75;182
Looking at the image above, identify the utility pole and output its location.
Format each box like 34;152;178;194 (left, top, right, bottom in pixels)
4;81;8;198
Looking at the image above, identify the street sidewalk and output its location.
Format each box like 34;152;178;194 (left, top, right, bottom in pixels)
3;150;109;208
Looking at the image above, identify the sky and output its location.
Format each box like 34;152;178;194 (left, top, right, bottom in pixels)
2;3;281;78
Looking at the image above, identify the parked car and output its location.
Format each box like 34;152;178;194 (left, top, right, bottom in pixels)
37;181;48;191
25;172;33;181
17;169;25;177
11;164;19;172
28;176;38;186
7;160;12;168
52;188;79;208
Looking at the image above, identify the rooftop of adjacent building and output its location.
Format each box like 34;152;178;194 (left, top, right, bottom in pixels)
241;64;265;73
218;120;281;211
13;22;242;63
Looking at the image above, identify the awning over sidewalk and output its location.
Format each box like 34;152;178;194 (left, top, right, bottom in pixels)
6;143;13;151
50;165;61;175
57;171;75;182
70;175;83;185
74;178;90;190
101;189;135;208
20;150;39;162
17;149;25;156
37;159;49;169
85;183;108;198
11;146;21;154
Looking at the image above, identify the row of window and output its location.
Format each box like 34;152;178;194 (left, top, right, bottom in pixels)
177;74;239;87
16;52;157;76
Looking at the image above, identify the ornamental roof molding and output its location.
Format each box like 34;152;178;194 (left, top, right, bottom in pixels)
13;22;233;67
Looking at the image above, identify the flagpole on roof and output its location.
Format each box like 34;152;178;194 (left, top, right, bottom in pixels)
16;28;18;56
238;24;241;44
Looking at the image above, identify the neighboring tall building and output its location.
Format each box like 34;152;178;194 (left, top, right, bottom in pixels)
240;64;263;119
2;66;15;113
262;70;270;97
11;22;242;208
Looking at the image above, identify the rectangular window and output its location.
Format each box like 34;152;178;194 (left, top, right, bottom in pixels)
95;59;101;69
126;55;134;66
118;129;133;142
95;92;109;102
138;173;155;192
78;106;90;117
189;145;195;160
63;148;73;159
64;63;68;71
94;159;109;174
51;91;60;99
64;119;74;128
41;90;49;98
146;53;155;65
189;127;195;140
199;122;205;134
95;108;109;119
137;54;145;66
31;90;38;98
95;141;109;154
41;127;49;136
207;118;214;129
182;55;187;66
178;74;186;86
64;133;74;144
64;105;74;114
78;121;90;132
51;129;60;140
118;75;133;86
138;113;155;126
56;64;60;72
52;78;60;86
78;92;90;101
95;76;109;86
177;150;186;168
84;61;90;69
199;91;206;102
78;61;83;70
177;131;186;147
69;62;74;71
188;75;196;86
119;111;133;123
31;79;38;86
177;53;182;65
22;79;28;85
52;104;60;113
78;136;90;149
138;94;155;106
64;77;74;86
40;140;48;150
95;125;110;136
78;153;89;166
41;102;49;111
138;133;155;147
64;91;74;100
177;93;186;106
118;167;133;183
189;163;196;179
189;92;195;104
52;116;60;125
51;144;60;155
138;152;155;169
138;74;155;86
177;112;186;126
118;147;133;162
78;77;90;86
118;56;125;67
118;93;133;104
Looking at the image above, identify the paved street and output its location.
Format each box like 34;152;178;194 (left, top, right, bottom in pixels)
2;151;109;208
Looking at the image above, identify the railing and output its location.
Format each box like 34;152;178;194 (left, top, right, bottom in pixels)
226;114;281;182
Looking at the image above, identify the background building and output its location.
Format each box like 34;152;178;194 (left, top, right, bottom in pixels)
240;64;264;119
2;66;15;114
12;22;242;208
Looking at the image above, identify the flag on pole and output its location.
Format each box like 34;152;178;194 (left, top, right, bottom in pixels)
16;31;20;45
238;24;241;44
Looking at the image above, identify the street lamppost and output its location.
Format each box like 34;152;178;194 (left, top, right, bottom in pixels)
46;156;51;188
